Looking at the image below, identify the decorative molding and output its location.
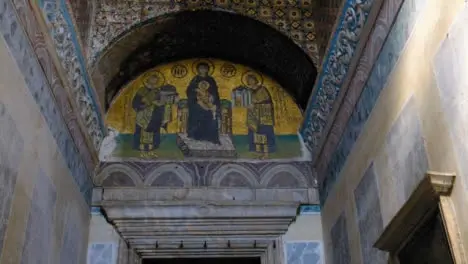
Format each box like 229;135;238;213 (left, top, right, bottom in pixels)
211;164;258;188
100;200;299;258
314;0;406;180
316;0;428;202
374;172;457;253
299;0;375;156
38;0;106;150
92;187;318;204
96;161;317;188
95;163;143;187
0;0;93;204
260;164;309;188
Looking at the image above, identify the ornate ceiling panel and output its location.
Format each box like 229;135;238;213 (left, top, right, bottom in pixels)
89;0;321;67
92;10;317;110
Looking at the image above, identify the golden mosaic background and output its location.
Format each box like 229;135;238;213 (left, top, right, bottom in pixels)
106;58;303;135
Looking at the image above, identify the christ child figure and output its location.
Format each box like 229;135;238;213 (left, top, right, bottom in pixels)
196;80;216;120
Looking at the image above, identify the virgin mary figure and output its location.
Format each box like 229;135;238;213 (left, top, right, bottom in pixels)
185;61;221;144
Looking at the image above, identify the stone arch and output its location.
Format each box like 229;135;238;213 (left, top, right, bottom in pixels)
260;164;308;188
95;164;143;187
91;10;317;111
211;164;258;188
144;163;193;187
90;6;318;68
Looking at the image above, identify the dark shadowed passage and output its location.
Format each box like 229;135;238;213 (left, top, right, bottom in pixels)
143;257;261;264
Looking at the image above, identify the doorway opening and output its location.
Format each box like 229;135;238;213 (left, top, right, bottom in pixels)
142;257;261;264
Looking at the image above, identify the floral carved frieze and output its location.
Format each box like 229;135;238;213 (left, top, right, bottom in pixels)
39;0;105;150
300;0;374;157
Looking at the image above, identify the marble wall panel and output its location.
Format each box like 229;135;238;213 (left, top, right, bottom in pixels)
285;241;323;264
0;101;24;257
88;243;117;264
21;170;57;264
60;204;87;264
320;0;428;204
0;0;93;204
434;7;468;191
378;97;428;223
330;213;350;264
354;163;387;264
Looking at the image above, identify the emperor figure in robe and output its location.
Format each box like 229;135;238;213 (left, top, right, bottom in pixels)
245;74;276;158
132;73;177;155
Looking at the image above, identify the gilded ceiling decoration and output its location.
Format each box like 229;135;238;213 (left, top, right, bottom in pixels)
89;0;321;66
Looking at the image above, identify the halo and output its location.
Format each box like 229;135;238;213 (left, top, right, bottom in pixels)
192;59;215;75
142;70;165;87
241;70;264;87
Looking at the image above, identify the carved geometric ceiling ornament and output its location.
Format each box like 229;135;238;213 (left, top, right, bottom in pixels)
299;0;376;157
89;0;321;68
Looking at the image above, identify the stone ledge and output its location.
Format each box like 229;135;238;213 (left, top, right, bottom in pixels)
92;187;319;205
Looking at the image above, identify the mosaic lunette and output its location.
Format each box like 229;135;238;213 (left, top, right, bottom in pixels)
105;59;303;160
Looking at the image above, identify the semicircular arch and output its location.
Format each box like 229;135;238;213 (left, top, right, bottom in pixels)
211;164;258;188
144;163;193;187
91;10;317;111
95;163;144;187
260;164;308;188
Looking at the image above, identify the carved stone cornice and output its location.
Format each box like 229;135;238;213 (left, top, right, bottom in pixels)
426;171;456;195
36;0;106;150
374;171;463;262
92;187;319;205
99;200;299;259
300;0;377;156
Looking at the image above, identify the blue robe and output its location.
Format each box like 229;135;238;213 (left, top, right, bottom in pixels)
186;75;221;144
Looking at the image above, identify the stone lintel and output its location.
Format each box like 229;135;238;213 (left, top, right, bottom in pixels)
92;187;319;204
